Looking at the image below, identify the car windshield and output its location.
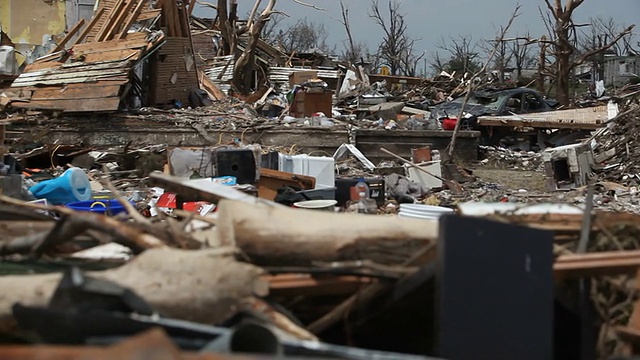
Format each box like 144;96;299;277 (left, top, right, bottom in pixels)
452;92;505;111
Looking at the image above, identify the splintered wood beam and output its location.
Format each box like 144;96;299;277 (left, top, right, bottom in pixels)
47;19;85;55
71;8;105;46
178;3;190;38
118;0;148;39
188;0;197;15
162;0;176;37
95;0;126;42
103;0;138;41
171;0;182;37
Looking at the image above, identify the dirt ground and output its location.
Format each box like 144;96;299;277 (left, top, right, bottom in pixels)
472;168;548;192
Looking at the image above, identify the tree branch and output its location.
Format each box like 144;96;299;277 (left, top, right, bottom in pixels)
247;0;263;28
572;24;635;68
291;0;325;11
543;0;558;20
446;4;521;159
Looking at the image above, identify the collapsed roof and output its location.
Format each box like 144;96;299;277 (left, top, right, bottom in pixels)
9;0;199;113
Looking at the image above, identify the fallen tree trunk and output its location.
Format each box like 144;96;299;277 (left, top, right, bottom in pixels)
0;248;266;336
216;199;438;266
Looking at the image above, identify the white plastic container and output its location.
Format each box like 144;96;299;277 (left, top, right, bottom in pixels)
398;204;454;220
0;46;19;76
278;154;335;189
405;160;443;189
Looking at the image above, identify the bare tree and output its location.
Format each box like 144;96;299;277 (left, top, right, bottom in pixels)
215;0;278;94
581;17;637;56
369;0;423;77
480;36;514;81
337;0;368;64
261;12;286;43
431;35;481;75
539;0;635;105
446;5;522;160
578;17;637;83
272;18;331;54
508;34;535;81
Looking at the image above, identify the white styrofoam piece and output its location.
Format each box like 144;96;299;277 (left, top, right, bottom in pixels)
278;153;335;188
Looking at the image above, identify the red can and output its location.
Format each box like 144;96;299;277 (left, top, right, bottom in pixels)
442;117;458;130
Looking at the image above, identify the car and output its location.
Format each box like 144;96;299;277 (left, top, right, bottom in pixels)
429;87;559;148
430;87;557;121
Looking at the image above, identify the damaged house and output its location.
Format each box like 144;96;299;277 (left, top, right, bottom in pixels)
5;0;200;112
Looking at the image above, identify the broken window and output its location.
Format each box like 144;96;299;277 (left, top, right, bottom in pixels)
523;92;544;112
552;159;572;184
505;95;523;114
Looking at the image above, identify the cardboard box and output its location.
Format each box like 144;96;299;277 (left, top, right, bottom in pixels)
289;71;318;86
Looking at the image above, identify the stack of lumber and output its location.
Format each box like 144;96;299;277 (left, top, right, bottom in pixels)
9;0;197;113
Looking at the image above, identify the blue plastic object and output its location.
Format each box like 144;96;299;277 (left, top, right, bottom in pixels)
29;168;92;205
66;200;128;216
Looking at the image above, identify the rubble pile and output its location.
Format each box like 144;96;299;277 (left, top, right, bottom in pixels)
592;100;640;185
1;0;640;358
478;146;544;171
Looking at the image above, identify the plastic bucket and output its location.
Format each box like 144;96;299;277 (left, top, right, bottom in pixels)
293;200;337;211
29;168;92;205
66;200;128;216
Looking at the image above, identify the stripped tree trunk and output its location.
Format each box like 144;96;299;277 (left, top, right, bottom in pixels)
216;200;438;266
0;248;265;336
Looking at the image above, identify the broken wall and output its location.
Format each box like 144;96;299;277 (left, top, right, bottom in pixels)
150;37;199;107
605;56;640;87
0;0;97;66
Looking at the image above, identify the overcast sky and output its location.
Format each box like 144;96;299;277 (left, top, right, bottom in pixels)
194;0;639;60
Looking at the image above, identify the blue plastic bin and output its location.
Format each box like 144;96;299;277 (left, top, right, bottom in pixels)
66;200;129;216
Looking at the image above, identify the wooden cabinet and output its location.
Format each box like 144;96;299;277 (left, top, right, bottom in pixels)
291;90;332;118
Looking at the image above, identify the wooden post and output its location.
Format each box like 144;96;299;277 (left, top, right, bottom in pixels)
47;19;85;55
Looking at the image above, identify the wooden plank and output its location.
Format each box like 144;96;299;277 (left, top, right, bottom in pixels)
95;0;127;42
137;9;162;21
10;97;122;112
19;80;127;96
478;118;603;130
15;64;131;85
25;53;139;72
72;8;106;46
30;84;122;100
47;19;86;55
554;250;640;279
148;172;263;205
199;72;227;100
478;106;609;129
20;60;130;77
85;0;116;42
75;49;140;64
265;274;374;297
13;76;129;89
104;0;137;41
12;72;130;87
118;0;148;39
73;32;148;53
